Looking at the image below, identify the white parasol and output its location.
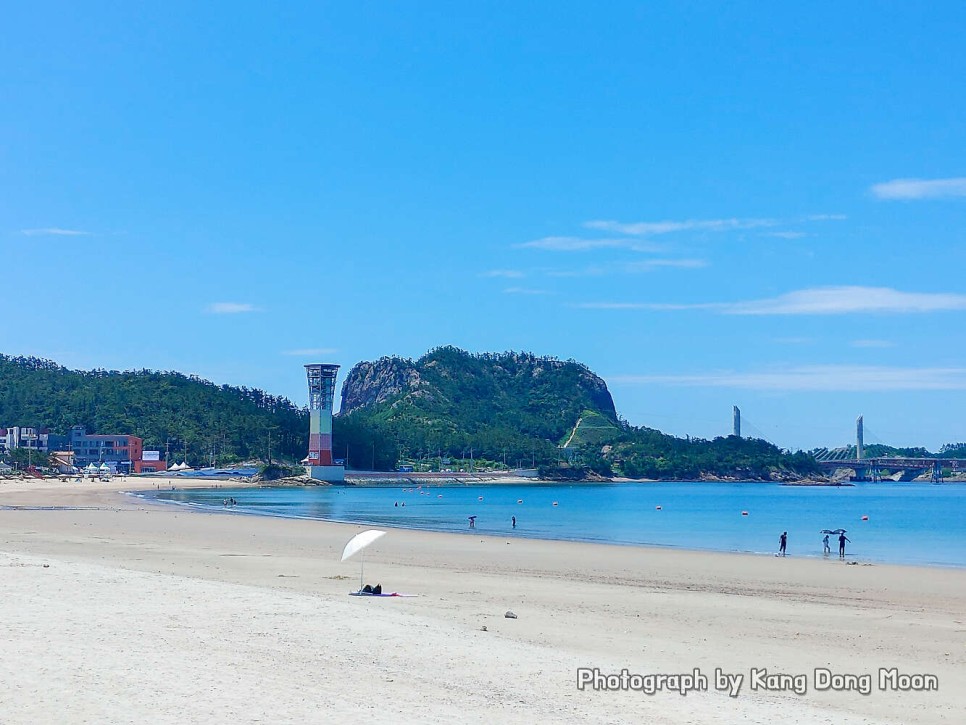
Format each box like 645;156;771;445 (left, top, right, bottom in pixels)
341;529;386;592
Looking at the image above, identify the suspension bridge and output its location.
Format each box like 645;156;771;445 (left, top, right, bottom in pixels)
732;407;963;482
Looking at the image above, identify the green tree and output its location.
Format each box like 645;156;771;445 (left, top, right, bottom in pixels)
0;355;309;465
5;448;52;469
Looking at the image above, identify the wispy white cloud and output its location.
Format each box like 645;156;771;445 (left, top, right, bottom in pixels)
520;215;842;255
205;302;260;314
763;231;807;239
21;227;92;236
611;365;966;392
622;259;708;271
281;348;339;356
575;301;714;310
479;269;525;278
804;214;848;222
584;219;778;236
518;236;663;253
575;286;966;315
549;258;708;277
585;217;777;236
503;286;551;295
850;339;895;349
871;177;966;200
583;213;846;237
724;286;966;315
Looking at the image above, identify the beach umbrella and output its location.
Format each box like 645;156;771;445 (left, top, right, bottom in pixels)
341;529;387;591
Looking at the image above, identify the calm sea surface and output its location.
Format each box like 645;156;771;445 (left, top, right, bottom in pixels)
140;481;966;568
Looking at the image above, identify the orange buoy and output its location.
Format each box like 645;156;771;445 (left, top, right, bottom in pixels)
861;515;869;521
741;511;749;516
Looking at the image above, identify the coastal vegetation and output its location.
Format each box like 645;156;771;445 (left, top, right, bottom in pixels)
333;347;820;480
256;462;304;481
0;354;307;465
3;447;52;470
5;348;952;480
334;347;616;471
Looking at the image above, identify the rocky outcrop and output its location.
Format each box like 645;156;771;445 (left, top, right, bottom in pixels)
569;365;617;421
339;357;423;415
338;348;618;425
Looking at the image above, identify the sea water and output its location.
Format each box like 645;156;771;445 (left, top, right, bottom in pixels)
143;481;966;568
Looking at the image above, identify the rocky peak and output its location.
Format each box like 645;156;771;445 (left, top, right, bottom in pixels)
339;357;421;415
339;348;618;425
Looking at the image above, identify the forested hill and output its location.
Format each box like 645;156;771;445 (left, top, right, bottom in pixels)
0;355;307;463
2;350;821;479
335;346;820;479
335;347;617;468
341;346;616;427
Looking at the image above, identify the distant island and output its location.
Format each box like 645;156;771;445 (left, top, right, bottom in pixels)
4;348;964;481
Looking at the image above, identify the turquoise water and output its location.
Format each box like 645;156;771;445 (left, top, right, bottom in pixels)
142;482;966;568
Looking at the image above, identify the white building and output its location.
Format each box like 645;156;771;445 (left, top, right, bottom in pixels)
0;426;57;454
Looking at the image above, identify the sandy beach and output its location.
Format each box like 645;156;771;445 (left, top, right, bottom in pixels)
1;476;963;724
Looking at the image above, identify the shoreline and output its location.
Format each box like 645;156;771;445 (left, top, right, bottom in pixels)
1;475;963;723
140;471;962;487
131;485;966;571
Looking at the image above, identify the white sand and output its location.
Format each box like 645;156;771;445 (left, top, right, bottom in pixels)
1;477;963;724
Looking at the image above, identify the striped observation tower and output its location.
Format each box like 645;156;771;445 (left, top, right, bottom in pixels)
305;363;344;482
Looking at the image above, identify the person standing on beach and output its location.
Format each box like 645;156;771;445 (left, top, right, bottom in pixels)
779;531;787;557
823;534;831;555
468;516;476;529
838;533;851;559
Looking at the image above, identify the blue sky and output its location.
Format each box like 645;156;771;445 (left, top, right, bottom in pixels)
4;2;966;451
